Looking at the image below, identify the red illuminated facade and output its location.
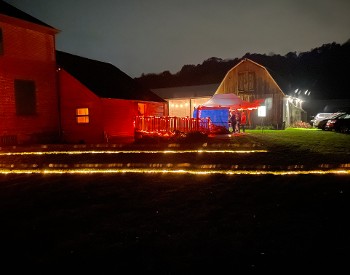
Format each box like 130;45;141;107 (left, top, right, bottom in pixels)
0;0;60;145
57;51;167;144
0;1;167;145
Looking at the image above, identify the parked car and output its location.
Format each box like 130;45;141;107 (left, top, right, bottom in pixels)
317;112;345;130
311;113;333;128
325;113;350;133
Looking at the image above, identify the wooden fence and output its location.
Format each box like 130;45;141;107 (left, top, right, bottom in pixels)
134;116;211;136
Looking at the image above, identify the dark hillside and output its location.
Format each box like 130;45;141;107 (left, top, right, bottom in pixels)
136;40;350;100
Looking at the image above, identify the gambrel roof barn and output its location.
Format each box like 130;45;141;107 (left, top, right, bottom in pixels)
215;58;305;128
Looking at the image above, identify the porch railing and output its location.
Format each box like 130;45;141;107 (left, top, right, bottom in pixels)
134;116;211;135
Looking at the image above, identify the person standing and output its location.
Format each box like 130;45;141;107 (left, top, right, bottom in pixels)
240;111;247;132
235;110;241;133
229;109;236;133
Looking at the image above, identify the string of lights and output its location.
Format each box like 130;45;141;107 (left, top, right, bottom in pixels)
0;149;268;156
0;168;349;175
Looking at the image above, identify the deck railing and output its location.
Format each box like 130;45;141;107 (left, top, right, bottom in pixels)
134;116;211;135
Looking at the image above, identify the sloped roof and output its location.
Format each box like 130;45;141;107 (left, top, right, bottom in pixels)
201;93;244;107
152;59;290;100
199;93;263;110
152;83;219;99
243;58;291;94
56;51;166;102
263;66;291;93
242;58;292;93
216;58;286;96
0;0;54;29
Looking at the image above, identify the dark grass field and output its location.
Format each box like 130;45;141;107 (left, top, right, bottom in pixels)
1;129;349;273
1;173;350;274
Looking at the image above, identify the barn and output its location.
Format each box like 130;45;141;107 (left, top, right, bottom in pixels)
0;0;60;145
153;59;306;129
56;51;167;144
215;58;306;128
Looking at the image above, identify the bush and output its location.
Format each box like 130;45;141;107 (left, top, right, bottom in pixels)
178;131;208;143
255;124;275;130
289;121;312;129
134;130;208;144
210;125;230;134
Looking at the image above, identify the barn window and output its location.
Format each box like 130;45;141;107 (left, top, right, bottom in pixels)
238;72;255;92
76;108;89;123
248;72;255;91
0;28;3;55
265;97;273;110
14;80;36;115
238;72;245;91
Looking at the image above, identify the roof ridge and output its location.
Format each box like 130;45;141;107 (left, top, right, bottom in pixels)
56;51;165;102
0;0;55;29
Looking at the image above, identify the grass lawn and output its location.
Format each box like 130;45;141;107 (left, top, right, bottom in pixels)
0;129;349;273
245;128;350;155
1;173;349;274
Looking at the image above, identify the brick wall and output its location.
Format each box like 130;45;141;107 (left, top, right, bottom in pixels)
102;98;136;138
58;69;104;144
0;20;59;144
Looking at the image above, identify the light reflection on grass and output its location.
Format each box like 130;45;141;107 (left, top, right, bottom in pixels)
0;168;349;176
0;149;268;156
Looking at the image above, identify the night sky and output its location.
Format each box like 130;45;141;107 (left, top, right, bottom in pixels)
9;0;350;77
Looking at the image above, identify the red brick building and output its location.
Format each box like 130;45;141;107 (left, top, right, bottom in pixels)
0;0;60;145
56;51;166;144
1;1;166;145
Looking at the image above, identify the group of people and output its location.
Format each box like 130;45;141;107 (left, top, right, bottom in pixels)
229;109;247;133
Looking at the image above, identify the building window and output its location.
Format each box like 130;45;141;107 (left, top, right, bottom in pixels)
238;71;255;92
248;72;255;91
265;97;273;110
0;28;3;55
238;72;245;91
14;80;36;115
76;108;89;123
138;103;146;116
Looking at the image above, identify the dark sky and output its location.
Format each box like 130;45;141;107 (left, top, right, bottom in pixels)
9;0;350;77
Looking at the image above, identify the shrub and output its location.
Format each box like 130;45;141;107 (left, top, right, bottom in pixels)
178;131;208;143
210;125;230;134
289;121;313;129
255;124;275;130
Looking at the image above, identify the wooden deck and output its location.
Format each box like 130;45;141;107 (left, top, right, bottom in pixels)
134;116;212;138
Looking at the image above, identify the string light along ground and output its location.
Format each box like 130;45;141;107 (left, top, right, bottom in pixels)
0;149;268;156
0;168;349;176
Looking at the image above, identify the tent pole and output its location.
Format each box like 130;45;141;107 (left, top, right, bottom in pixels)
196;106;200;131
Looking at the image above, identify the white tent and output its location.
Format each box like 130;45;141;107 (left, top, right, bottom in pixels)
200;93;244;108
194;93;264;128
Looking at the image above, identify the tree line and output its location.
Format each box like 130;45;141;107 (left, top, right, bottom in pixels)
136;40;350;100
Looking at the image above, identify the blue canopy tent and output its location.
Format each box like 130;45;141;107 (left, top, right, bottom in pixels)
193;94;245;129
193;93;263;130
193;107;230;128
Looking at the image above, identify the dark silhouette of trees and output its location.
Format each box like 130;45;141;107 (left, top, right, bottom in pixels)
136;40;350;99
